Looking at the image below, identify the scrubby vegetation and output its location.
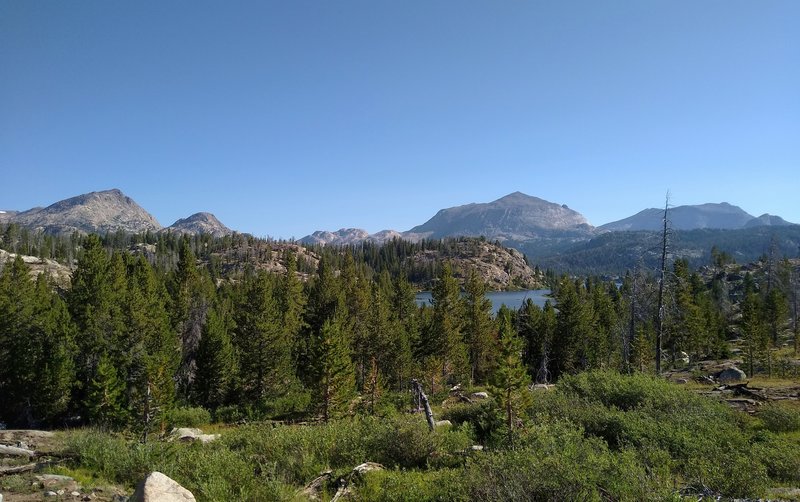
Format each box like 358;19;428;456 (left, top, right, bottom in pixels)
1;228;798;500
55;372;800;501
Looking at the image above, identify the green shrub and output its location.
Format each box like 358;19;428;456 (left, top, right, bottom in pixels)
355;468;469;501
528;371;774;498
464;422;670;501
758;401;800;433
213;405;247;424
165;406;212;429
261;389;312;418
440;401;501;444
751;430;800;483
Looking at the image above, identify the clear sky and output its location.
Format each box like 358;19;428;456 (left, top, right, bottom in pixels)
1;1;798;239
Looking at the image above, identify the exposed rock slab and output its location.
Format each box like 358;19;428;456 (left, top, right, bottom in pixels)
131;471;195;502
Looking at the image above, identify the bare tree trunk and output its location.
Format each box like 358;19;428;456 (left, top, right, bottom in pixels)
655;195;670;375
793;265;799;355
411;379;435;431
626;269;636;373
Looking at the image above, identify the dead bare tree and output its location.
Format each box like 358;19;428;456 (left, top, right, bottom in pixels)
655;193;671;375
411;379;435;431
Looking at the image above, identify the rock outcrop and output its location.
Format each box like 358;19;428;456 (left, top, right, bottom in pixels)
164;212;232;237
131;471;195;502
10;189;162;236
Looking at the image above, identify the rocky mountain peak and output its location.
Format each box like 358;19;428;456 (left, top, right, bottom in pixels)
10;189;162;235
408;192;593;241
166;212;233;237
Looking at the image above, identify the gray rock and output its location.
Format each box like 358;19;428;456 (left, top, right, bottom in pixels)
131;471;195;502
352;462;384;476
36;474;75;483
718;367;747;383
71;492;81;497
44;491;58;498
470;392;489;399
434;420;452;428
169;427;219;444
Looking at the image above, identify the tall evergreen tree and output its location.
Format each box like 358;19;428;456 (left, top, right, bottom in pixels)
170;237;212;399
235;271;294;402
280;250;307;373
311;315;356;422
427;262;468;385
552;278;592;379
299;256;343;386
0;257;76;426
741;273;768;377
463;270;496;384
490;306;531;445
86;354;128;428
125;256;177;432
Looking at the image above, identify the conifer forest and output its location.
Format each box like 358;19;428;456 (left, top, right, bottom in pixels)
1;225;799;501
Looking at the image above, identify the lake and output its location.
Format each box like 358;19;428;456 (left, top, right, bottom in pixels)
415;289;552;315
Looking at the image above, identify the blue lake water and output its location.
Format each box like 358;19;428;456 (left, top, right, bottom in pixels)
415;289;552;315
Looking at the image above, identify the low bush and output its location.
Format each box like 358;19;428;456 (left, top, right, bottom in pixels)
165;406;212;429
464;422;670;501
758;401;800;433
355;468;469;501
440;400;502;444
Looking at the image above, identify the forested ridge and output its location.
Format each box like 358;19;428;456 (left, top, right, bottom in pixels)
1;223;797;429
1;225;800;500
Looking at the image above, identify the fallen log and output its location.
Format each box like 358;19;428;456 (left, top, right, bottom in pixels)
0;462;37;475
0;444;36;457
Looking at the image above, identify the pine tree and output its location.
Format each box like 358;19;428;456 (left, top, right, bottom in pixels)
463;270;495;384
170;237;212;399
312;316;356;422
69;236;120;388
0;257;76;426
86;355;128;428
341;253;372;390
428;262;468;385
30;274;77;425
299;256;343;386
490;306;531;445
126;256;177;432
280;250;307;373
194;301;238;409
552;278;591;379
235;271;294;403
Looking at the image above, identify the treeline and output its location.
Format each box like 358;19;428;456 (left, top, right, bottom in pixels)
1;232;798;432
0;223;544;289
535;225;800;275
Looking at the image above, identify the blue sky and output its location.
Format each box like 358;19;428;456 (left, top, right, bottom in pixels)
1;1;798;239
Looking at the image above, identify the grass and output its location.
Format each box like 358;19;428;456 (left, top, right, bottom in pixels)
49;371;800;501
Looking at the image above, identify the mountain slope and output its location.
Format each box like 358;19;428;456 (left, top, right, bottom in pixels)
11;189;162;235
744;214;794;228
598;203;756;231
409;191;594;240
165;212;232;237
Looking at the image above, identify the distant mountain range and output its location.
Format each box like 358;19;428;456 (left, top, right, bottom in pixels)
300;193;795;246
1;189;232;237
299;192;797;273
3;189;797;274
597;202;792;232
